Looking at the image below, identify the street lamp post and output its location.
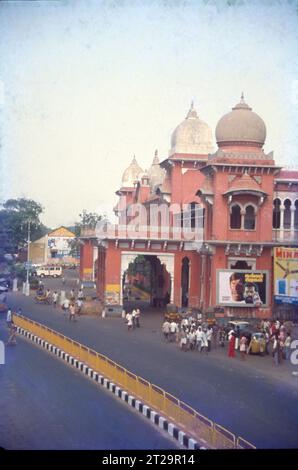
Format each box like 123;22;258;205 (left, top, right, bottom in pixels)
25;220;31;296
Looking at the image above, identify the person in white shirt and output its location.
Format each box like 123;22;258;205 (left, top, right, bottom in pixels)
162;321;171;341
131;309;137;328
228;329;235;341
170;321;178;342
188;329;196;350
76;298;83;315
6;308;12;327
63;298;70;315
52;291;58;308
126;312;133;331
69;303;76;322
206;326;213;352
135;308;141;328
284;333;292;360
196;327;203;352
201;330;208;354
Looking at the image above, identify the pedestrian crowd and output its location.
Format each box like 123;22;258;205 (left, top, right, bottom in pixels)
227;318;294;365
36;284;85;322
161;315;295;366
161;314;220;354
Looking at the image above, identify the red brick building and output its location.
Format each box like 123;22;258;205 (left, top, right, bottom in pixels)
80;96;298;318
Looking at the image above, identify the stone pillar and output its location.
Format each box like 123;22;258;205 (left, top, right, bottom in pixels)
200;254;206;310
240;208;245;230
80;240;94;281
280;207;285;238
290;207;295;238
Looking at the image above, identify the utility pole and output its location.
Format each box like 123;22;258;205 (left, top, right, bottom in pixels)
25;220;31;296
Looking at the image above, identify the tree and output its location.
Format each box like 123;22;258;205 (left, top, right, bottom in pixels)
68;209;103;257
0;198;48;255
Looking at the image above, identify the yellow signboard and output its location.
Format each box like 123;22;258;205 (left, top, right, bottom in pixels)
274;247;298;304
106;284;120;293
105;284;120;305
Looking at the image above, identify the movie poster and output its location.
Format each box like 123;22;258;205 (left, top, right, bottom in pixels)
217;270;269;307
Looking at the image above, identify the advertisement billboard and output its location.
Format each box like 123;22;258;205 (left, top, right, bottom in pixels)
217;269;269;307
274;247;298;306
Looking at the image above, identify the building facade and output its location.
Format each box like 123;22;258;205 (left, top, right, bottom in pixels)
29;226;77;266
80;97;298;318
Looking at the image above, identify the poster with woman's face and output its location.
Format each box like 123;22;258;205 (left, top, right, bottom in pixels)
217;270;268;307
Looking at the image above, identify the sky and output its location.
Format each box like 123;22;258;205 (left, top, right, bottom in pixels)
0;0;298;228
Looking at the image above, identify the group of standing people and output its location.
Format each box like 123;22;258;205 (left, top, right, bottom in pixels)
262;318;293;366
60;289;84;322
162;316;218;353
37;285;85;322
124;308;141;331
227;318;293;365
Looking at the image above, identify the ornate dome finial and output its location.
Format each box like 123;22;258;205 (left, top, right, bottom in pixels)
153;149;159;165
241;91;244;101
186;101;198;119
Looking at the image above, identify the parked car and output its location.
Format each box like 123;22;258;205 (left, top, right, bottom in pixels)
0;275;12;290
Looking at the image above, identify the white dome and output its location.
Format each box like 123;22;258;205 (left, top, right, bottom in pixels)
121;156;144;187
170;103;213;156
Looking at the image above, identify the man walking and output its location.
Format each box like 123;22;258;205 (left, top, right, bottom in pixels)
63;297;70;316
135;308;141;328
6;308;12;328
69;303;76;322
52;291;58;308
76;298;83;316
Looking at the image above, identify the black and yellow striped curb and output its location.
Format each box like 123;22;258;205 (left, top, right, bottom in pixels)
16;326;207;450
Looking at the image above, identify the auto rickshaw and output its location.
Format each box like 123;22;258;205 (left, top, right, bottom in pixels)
247;332;266;355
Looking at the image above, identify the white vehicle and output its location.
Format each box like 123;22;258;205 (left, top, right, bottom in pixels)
36;266;62;278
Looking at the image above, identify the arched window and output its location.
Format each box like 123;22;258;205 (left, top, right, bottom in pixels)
295;200;298;230
190;202;198;229
283;199;292;229
273;198;281;229
230;204;241;229
244;205;256;230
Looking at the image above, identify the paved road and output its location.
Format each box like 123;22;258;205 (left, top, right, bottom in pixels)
0;321;179;450
5;290;298;449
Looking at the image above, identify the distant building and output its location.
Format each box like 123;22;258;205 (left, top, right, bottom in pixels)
28;226;77;265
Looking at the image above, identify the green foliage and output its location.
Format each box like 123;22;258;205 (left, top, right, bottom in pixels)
68;209;103;256
75;210;103;235
0;198;48;254
127;255;151;277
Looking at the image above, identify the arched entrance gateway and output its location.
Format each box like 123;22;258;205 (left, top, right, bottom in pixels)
120;252;174;311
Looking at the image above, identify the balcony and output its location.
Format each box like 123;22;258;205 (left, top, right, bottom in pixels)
80;224;205;242
272;229;298;243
